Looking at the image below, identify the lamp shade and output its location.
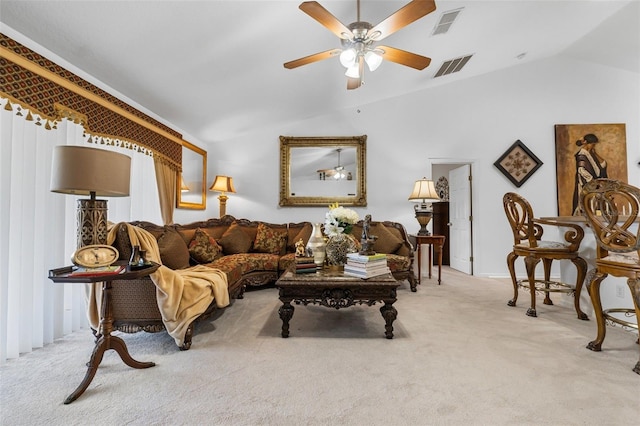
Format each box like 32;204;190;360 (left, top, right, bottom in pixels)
50;145;131;197
180;175;190;192
408;178;440;202
209;175;236;193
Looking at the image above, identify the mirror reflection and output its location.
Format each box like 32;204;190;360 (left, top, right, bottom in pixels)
280;135;367;207
176;141;207;209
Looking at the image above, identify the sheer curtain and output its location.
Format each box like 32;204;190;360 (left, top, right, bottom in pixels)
0;97;162;364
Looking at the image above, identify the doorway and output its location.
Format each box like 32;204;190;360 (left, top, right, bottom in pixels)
431;160;474;275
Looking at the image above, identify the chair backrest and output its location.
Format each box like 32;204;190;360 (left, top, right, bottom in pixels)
579;179;640;257
503;192;543;247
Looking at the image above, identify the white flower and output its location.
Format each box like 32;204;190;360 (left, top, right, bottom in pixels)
324;203;359;236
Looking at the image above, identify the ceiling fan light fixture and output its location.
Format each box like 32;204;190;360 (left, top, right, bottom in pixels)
339;48;357;68
364;50;382;71
345;63;360;78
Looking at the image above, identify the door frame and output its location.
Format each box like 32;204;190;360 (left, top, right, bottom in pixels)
429;158;475;275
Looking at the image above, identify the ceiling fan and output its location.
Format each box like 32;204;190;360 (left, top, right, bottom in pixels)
284;0;437;90
317;148;350;180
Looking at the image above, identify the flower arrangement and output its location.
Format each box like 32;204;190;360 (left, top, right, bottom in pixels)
324;202;359;236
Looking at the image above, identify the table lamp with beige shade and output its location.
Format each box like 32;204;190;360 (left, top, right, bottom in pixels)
408;177;441;236
50;145;131;248
209;175;236;217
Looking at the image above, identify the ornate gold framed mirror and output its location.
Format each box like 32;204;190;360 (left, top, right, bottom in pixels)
176;141;207;210
279;135;367;207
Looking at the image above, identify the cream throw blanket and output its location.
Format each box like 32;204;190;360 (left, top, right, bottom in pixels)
87;223;229;346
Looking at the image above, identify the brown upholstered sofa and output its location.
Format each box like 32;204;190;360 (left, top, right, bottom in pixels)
108;215;415;349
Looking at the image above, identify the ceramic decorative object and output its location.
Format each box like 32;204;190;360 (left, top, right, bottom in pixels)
72;245;119;268
306;223;326;267
325;233;358;268
323;203;360;269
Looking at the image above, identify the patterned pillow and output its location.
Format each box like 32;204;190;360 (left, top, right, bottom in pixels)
157;227;191;269
218;222;253;254
188;228;223;263
253;223;288;255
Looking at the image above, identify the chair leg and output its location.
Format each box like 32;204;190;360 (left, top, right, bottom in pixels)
627;278;640;375
524;254;540;317
571;256;589;320
542;258;553;305
506;252;518;307
587;271;608;352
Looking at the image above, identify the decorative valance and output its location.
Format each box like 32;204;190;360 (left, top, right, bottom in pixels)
0;33;186;171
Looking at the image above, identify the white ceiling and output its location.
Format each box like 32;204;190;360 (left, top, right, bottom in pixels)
1;1;638;143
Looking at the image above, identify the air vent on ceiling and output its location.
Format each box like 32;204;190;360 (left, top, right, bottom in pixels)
432;8;463;35
434;54;473;78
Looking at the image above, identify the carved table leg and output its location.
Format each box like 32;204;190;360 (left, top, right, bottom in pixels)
64;334;154;404
380;302;398;339
279;300;294;338
65;280;155;404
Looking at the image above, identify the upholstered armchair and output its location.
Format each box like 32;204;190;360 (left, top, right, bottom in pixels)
503;192;588;319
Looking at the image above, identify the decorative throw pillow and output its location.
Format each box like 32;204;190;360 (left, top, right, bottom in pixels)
218;222;253;254
157;227;191;269
371;223;404;254
288;223;312;252
188;228;223;263
253;223;288;255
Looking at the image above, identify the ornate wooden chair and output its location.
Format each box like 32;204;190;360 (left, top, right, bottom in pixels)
503;192;588;319
579;178;640;375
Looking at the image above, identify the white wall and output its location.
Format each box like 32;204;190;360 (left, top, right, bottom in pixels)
177;54;639;279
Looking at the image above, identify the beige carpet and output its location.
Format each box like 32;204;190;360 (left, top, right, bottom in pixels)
1;268;638;425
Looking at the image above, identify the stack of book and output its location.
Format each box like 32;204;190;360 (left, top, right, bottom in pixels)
294;256;317;274
344;253;390;278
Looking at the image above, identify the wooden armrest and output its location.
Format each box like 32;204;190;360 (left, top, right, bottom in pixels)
533;217;585;250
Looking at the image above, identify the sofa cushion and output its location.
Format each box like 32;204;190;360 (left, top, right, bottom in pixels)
188;228;223;263
212;253;279;275
253;222;287;255
386;253;411;272
287;222;312;253
371;223;404;254
218;222;253;254
157;226;191;269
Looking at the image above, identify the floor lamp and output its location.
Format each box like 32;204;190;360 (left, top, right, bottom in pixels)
50;145;131;248
209;175;236;218
408;177;441;236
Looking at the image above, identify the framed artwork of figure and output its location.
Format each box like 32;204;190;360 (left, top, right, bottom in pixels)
554;123;628;216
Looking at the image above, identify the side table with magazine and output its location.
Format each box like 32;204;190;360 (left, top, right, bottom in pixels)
48;261;159;404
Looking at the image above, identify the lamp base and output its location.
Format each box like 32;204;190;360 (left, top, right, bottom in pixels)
77;199;108;248
414;209;432;236
218;194;228;218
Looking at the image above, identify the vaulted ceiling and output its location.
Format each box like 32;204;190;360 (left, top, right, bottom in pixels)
1;1;638;143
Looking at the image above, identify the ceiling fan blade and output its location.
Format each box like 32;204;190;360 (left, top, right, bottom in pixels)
368;0;437;41
284;48;342;69
299;1;353;40
378;45;431;70
347;56;364;90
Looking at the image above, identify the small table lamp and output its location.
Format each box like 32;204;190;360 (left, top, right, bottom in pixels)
408;177;440;236
209;175;236;217
50;145;131;248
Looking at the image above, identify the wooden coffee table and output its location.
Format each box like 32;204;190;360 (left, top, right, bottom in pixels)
275;268;399;339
